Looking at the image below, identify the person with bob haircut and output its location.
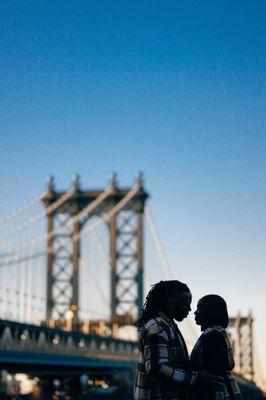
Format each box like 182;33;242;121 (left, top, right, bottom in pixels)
189;294;243;400
133;281;224;400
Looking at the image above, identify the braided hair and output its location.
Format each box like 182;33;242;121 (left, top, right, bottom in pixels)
136;280;190;327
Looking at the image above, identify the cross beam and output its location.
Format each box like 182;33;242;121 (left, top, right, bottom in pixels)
41;173;148;330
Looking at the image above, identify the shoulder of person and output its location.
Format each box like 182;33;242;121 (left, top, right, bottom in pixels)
141;317;169;337
202;327;227;345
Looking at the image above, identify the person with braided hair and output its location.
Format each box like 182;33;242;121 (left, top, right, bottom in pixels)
133;280;224;400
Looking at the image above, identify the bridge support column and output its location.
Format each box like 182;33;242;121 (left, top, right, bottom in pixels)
71;202;80;330
109;172;147;324
228;312;254;381
43;176;81;329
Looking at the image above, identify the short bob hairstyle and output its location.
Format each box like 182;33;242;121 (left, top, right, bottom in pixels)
198;294;229;329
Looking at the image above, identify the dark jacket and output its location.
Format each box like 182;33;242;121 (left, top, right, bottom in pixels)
189;326;243;400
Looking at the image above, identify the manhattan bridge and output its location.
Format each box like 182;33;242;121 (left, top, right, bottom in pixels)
0;173;256;398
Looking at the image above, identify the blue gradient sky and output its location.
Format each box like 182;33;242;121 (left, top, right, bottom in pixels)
1;0;265;385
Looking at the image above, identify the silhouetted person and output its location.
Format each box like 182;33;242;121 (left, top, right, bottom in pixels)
189;294;243;400
133;280;224;400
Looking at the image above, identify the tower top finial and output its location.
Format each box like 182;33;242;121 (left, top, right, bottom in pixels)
136;170;144;186
72;174;80;190
109;171;117;187
47;175;55;192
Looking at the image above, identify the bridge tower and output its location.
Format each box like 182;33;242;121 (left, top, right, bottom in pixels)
41;173;148;330
228;312;254;381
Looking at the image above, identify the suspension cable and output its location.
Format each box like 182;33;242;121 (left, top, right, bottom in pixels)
0;185;139;265
145;204;174;279
80;256;110;307
90;229;111;266
145;204;198;341
0;251;45;267
0;193;43;226
0;187;75;241
0;186;112;258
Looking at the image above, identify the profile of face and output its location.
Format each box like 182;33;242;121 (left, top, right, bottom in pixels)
194;295;229;330
194;299;204;326
165;291;192;321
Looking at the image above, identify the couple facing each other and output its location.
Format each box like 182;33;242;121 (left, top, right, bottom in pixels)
133;280;243;400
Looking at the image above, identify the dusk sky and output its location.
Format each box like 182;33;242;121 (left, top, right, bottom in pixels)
0;0;265;388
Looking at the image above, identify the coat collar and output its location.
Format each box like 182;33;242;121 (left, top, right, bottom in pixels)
157;311;175;324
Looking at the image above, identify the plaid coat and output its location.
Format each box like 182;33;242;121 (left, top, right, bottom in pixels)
188;326;243;400
133;313;197;400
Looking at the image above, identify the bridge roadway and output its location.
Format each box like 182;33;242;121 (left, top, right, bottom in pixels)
0;320;260;400
0;319;138;376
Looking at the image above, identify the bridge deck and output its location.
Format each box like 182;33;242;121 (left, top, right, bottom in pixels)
0;319;138;374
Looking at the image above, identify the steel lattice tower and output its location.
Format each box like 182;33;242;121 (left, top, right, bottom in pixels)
228;312;254;381
41;173;148;330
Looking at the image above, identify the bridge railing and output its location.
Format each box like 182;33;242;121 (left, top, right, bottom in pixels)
0;320;139;361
